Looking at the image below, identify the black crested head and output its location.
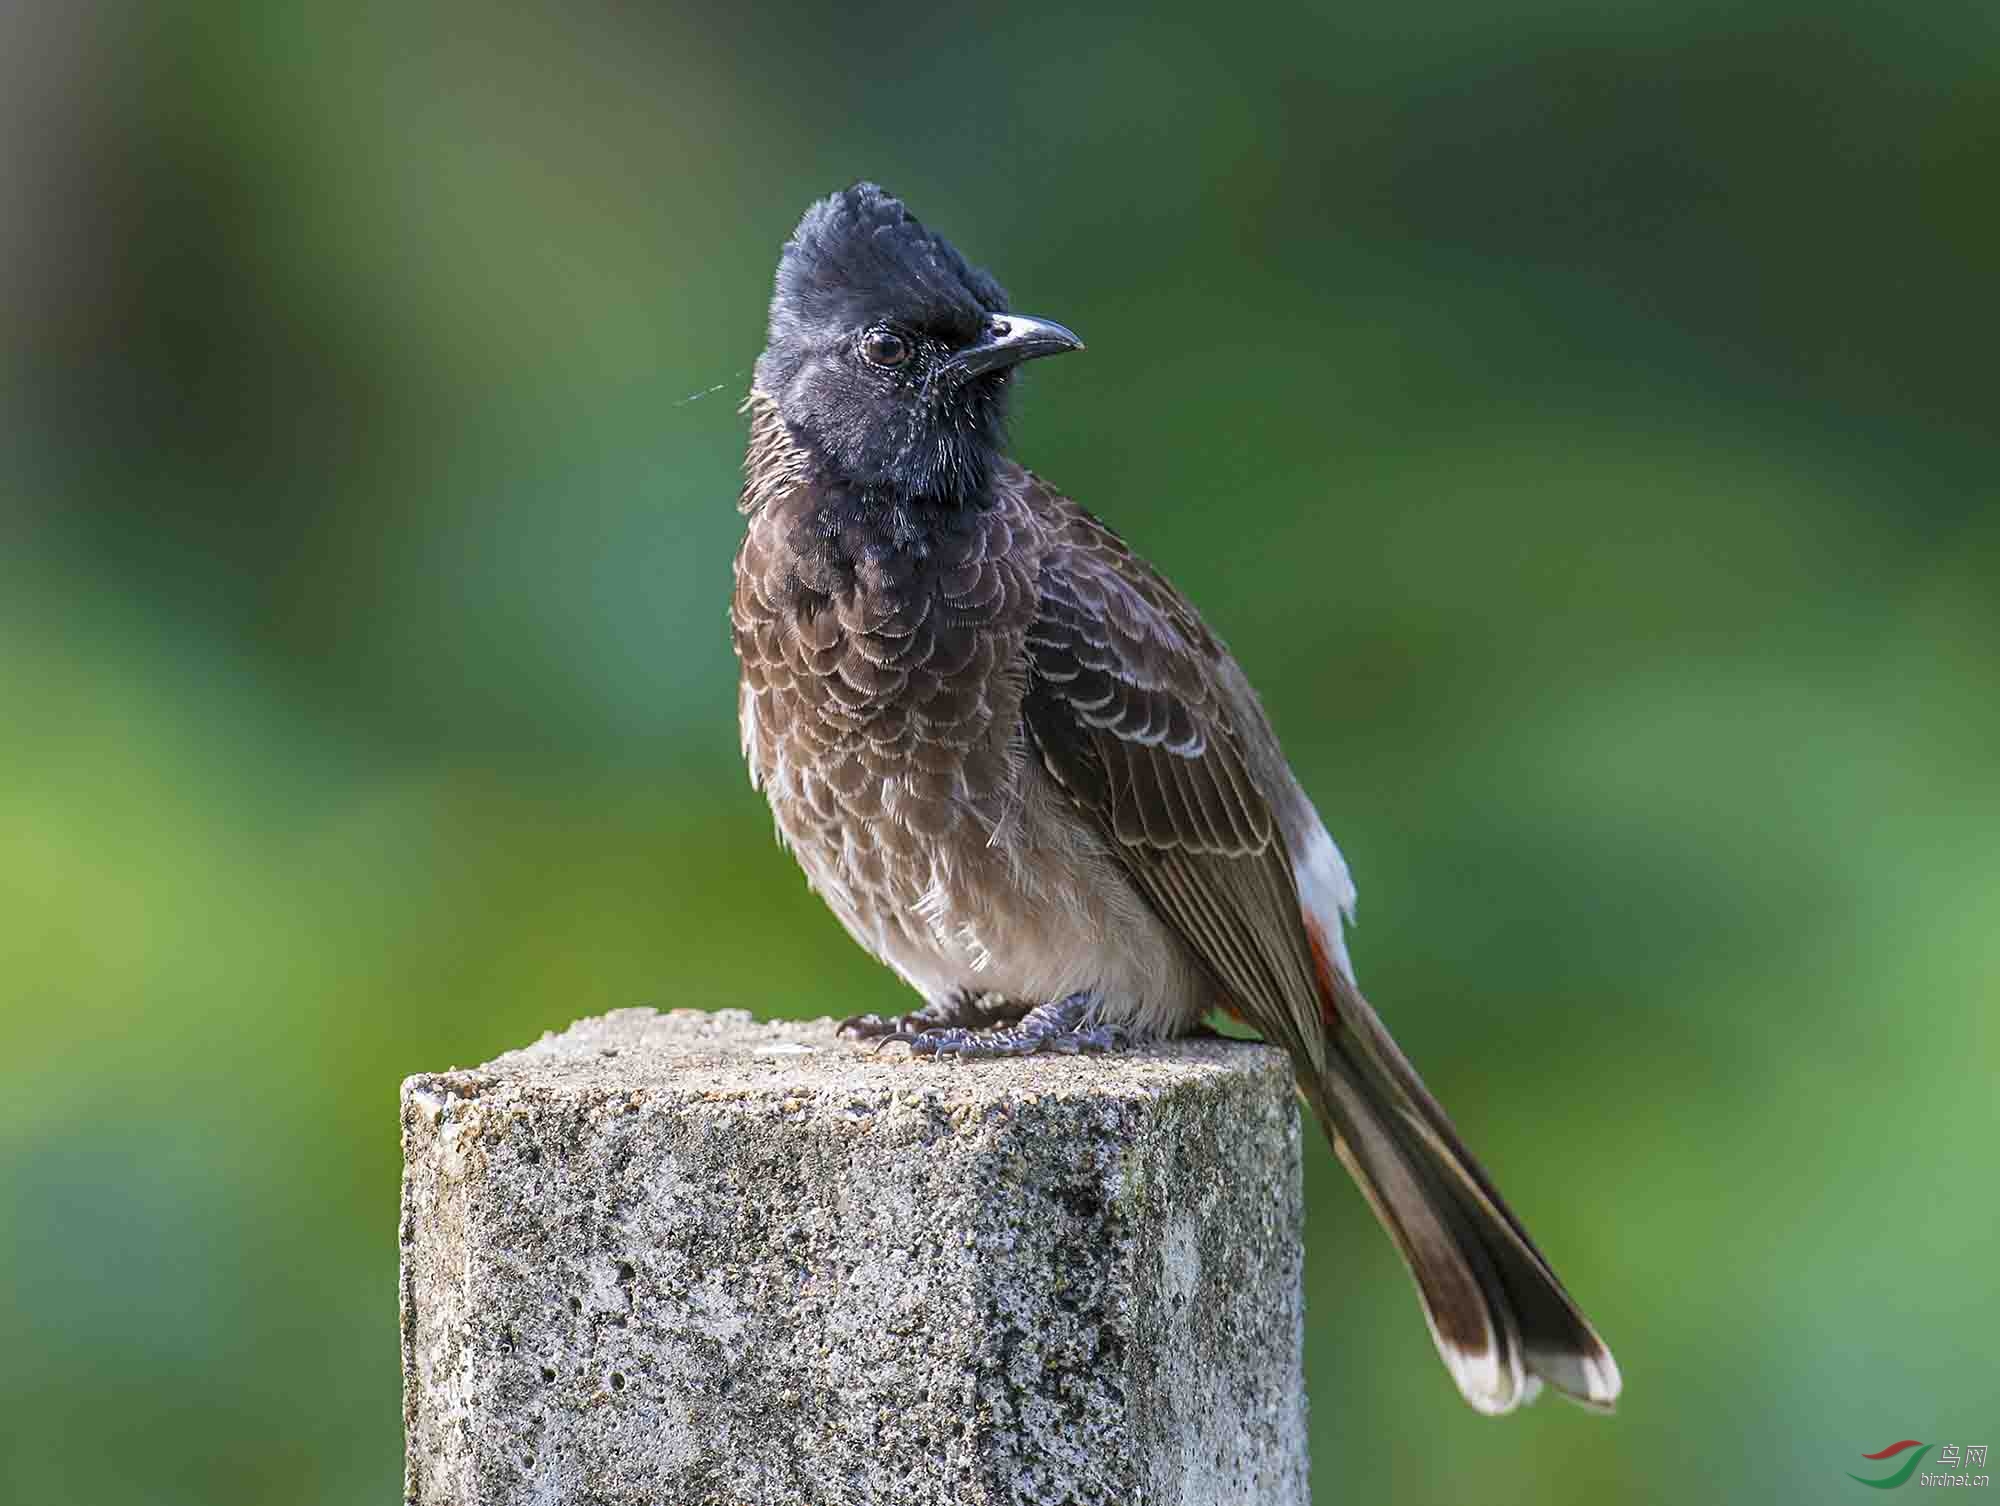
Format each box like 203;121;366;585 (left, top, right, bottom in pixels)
754;183;1082;507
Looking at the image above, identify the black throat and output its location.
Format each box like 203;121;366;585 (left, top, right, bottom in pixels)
741;394;996;606
788;460;991;600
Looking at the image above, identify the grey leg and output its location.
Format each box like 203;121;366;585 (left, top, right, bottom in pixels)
837;988;1033;1042
880;992;1127;1058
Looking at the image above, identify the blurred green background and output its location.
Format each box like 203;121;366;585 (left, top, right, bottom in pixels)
4;1;1995;1501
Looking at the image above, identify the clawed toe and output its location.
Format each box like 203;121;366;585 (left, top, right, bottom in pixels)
838;989;1035;1045
845;993;1128;1060
837;1012;899;1039
904;1029;1030;1058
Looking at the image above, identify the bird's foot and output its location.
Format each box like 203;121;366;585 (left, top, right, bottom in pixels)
837;989;1029;1042
877;992;1126;1058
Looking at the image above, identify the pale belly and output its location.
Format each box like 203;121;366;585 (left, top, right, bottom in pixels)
771;753;1214;1041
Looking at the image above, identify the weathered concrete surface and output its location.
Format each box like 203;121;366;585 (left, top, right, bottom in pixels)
401;1007;1306;1506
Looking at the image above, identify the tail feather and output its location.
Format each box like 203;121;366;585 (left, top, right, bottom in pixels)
1303;970;1620;1416
1305;1064;1535;1414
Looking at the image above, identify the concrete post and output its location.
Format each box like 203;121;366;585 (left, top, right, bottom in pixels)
400;1008;1308;1505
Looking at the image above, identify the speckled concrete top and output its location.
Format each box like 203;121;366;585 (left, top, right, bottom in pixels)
407;1006;1292;1112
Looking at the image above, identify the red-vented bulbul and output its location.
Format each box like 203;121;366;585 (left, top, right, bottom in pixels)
731;183;1619;1416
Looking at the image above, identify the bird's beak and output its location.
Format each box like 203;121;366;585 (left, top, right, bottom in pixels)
943;314;1085;381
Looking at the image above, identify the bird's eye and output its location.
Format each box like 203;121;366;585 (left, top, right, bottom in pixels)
860;329;911;369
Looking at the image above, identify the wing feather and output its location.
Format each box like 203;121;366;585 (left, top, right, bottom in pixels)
1013;469;1619;1416
1017;477;1320;1063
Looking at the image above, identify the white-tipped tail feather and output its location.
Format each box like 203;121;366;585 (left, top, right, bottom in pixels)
1288;944;1616;1416
1286;814;1617;1415
1303;967;1621;1416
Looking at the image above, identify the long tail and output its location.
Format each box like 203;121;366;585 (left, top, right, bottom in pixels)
1299;967;1621;1416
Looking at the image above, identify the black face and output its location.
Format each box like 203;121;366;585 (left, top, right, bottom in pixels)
755;183;1081;505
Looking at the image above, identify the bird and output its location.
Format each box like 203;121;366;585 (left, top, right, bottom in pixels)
730;181;1620;1417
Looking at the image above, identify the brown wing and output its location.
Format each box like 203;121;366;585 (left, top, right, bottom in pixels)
1018;476;1622;1416
1017;474;1326;1062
